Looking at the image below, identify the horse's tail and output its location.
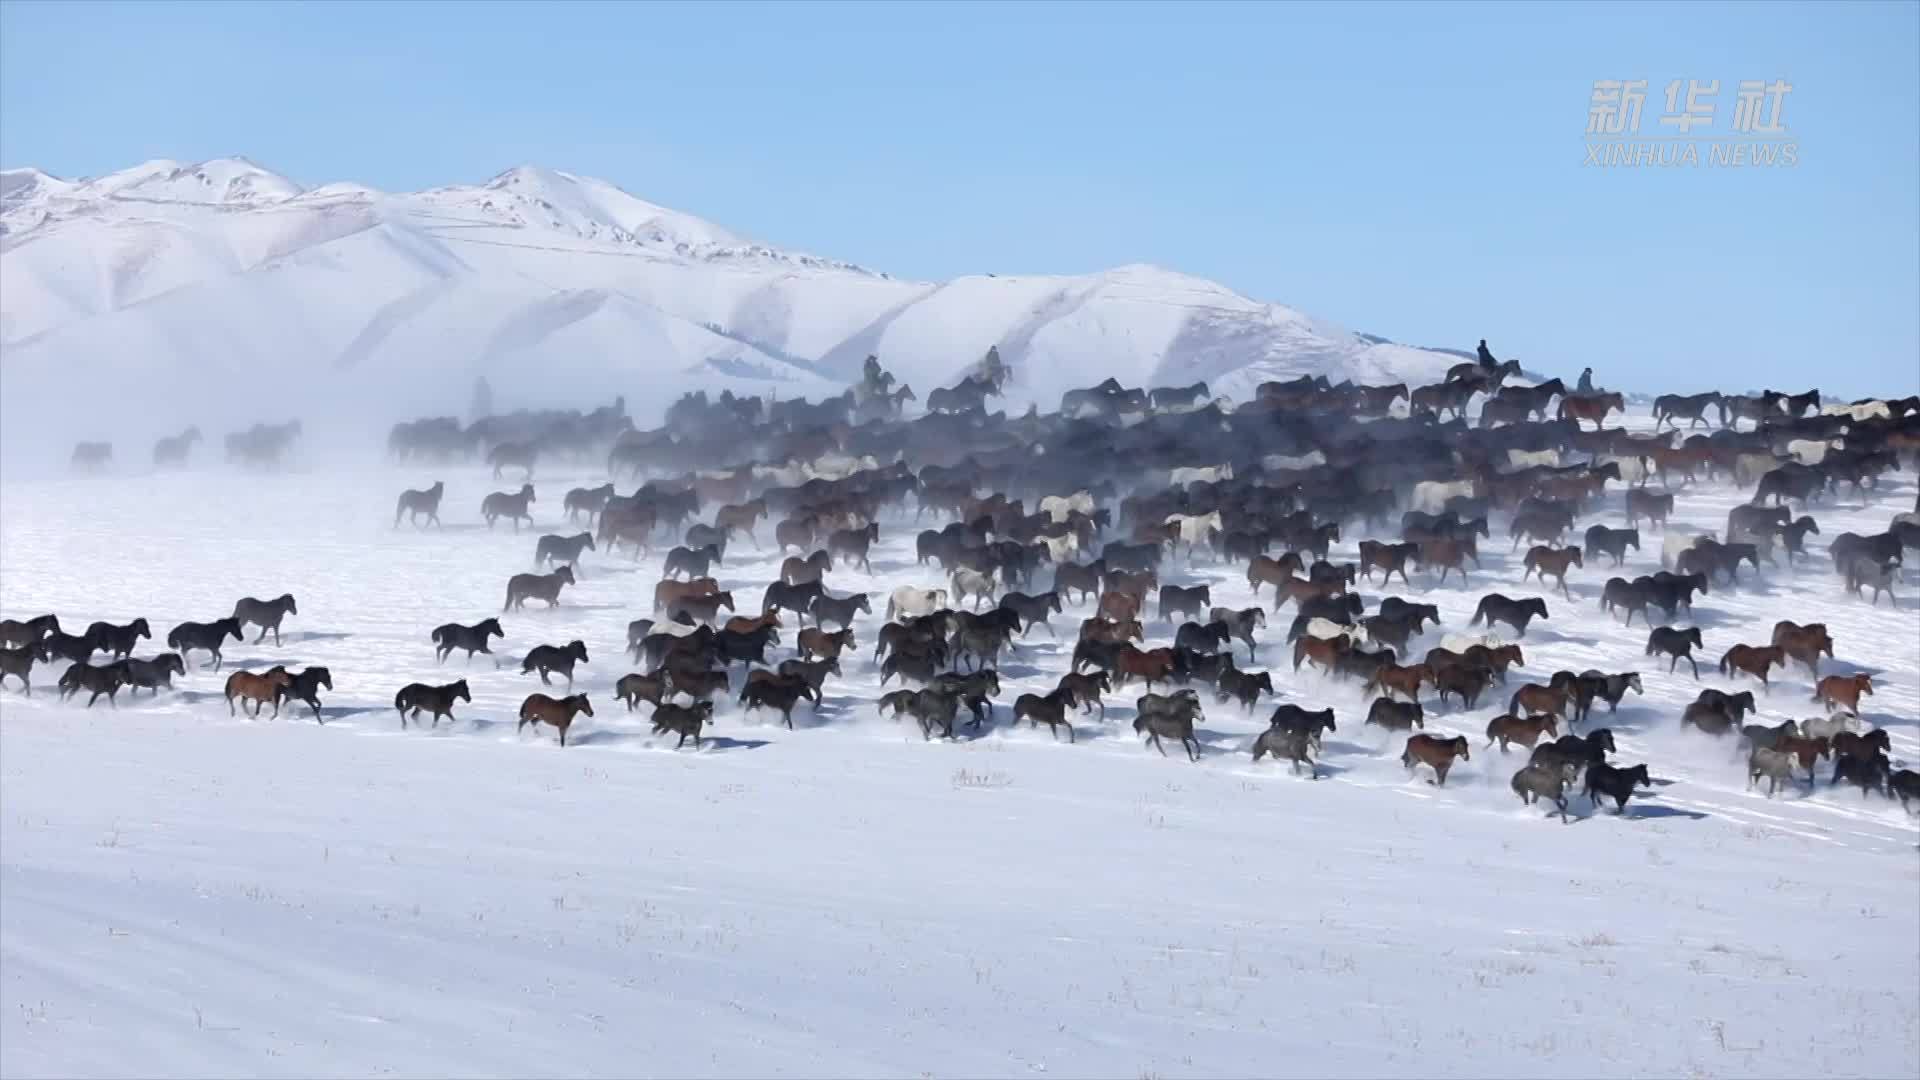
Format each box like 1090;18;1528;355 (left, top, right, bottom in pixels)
393;688;411;713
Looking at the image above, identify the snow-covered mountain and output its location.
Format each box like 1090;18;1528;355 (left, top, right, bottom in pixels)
0;157;1463;449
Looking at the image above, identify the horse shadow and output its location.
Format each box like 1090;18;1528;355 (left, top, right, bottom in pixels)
1819;658;1884;679
285;631;352;644
1618;802;1711;821
218;657;302;672
317;705;382;722
1683;607;1739;630
1860;710;1917;731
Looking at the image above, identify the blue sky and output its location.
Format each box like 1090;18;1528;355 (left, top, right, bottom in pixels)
3;0;1915;394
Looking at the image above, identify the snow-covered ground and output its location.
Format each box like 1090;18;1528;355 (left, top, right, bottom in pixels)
2;411;1917;1078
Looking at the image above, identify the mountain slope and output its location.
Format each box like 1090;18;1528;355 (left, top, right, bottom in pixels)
0;157;1471;454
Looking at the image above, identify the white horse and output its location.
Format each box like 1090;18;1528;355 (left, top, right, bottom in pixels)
1169;463;1234;487
1505;448;1562;471
1304;617;1367;645
1163;510;1223;556
949;567;997;610
1039;491;1096;524
1597;453;1650;486
885;586;948;621
1786;438;1841;466
1262;451;1326;471
1438;632;1507;654
1821;401;1891;422
1036;532;1081;563
1410;480;1476;516
1799;714;1860;739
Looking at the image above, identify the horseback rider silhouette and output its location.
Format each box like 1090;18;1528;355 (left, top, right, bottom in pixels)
1477;339;1498;370
1577;367;1594;392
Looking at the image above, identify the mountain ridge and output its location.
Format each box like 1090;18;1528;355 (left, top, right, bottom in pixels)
0;157;1471;454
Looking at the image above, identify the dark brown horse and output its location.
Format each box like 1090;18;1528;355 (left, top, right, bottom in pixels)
1402;733;1470;785
1718;644;1785;690
518;693;593;746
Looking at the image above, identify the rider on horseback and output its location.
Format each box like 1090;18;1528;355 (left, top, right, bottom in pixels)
1477;339;1498;369
1577;367;1594;392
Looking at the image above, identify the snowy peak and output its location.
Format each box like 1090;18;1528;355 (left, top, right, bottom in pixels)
442;163;746;254
0;167;76;210
84;157;304;206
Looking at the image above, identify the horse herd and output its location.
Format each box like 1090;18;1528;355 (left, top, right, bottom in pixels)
25;352;1920;820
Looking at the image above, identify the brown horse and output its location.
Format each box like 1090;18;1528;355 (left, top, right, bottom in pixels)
1246;553;1306;593
1271;574;1345;610
1363;662;1433;702
1770;621;1833;677
1402;733;1470;786
1078;617;1144;645
1558;391;1625;430
1773;734;1831;778
1718;644;1785;690
723;612;783;637
780;550;834;585
1521;545;1583;599
1112;645;1181;690
518;693;593;746
1508;682;1570;721
667;591;736;625
1098;591;1143;623
1813;673;1873;715
1417;539;1474;585
715;500;768;546
1485;713;1558;752
224;666;293;718
1292;634;1350;674
797;626;855;661
655;576;721;611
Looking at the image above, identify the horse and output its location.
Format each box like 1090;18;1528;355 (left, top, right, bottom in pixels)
1485;713;1558;752
536;533;597;574
487;440;537;480
1558;391;1625;430
1521;546;1583;599
481;484;537;531
1813;673;1872;715
83;618;150;660
1471;594;1549;637
503;566;575;612
70;441;113;471
521;640;590;686
152;426;202;466
1717;644;1785;691
394;679;471;728
232;594;298;645
564;483;616;523
1644;625;1704;678
275;666;333;720
224;666;294;718
395;482;445;528
518;693;593;746
57;662;127;707
1402;734;1470;786
651;701;715;748
166;617;244;670
433;618;504;663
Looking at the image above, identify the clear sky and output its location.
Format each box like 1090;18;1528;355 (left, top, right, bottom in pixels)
2;0;1915;394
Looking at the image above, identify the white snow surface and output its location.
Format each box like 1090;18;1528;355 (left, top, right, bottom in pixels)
1;408;1917;1077
0;158;1464;462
